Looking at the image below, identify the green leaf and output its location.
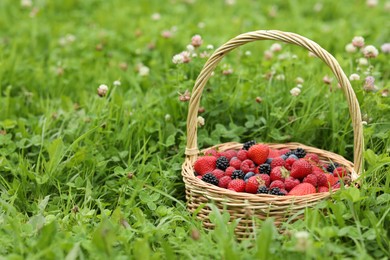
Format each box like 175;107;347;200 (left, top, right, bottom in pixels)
255;218;275;260
37;221;57;250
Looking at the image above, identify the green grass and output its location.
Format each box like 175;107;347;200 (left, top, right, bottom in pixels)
0;0;389;259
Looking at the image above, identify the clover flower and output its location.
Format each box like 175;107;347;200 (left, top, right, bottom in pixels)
197;116;205;127
345;43;357;53
381;43;390;53
363;76;378;92
349;74;360;81
290;87;301;96
97;84;108;97
363;45;379;58
191;35;203;47
113;80;121;86
270;43;282;52
352;36;365;48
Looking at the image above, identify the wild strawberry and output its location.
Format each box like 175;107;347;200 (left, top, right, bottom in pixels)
314;172;328;187
225;166;235;177
227;179;246;192
219;150;237;161
211;169;225;179
245;176;261;194
288;183;316;196
303;174;318;187
285;157;297;171
333;167;348;178
318;186;329;193
257;173;271;187
304;153;320;164
248;144;269;165
229;157;242;169
237;150;248;161
268;149;280;158
194;156;217;176
278;148;291;156
240;159;256;173
270;166;289;182
290;159;313;180
284;177;300;191
204;149;219;157
270;180;285;190
270;157;286;169
218;176;232;188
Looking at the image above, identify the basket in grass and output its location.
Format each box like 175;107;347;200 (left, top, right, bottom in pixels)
181;30;363;239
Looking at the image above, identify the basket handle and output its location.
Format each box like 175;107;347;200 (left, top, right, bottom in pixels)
185;30;363;175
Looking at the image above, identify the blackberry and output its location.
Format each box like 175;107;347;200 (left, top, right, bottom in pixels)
270;187;285;196
201;173;219;186
293;148;306;158
216;156;229;170
326;162;340;173
257;186;269;194
258;163;271;174
231;170;245;179
243;140;256;150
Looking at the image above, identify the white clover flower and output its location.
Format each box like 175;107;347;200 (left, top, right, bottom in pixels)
366;0;378;7
21;0;32;8
358;58;368;66
323;75;332;84
264;50;273;60
296;84;303;89
290;87;301;96
206;44;214;50
181;51;191;63
295;77;304;84
165;114;171;121
352;36;365;48
151;13;161;21
97;84;108;97
172;54;184;64
113;80;121;86
294;231;310;252
270;43;282;52
349;74;360;81
225;0;236;5
381;43;390;53
363;45;379;58
197;116;205;126
138;65;150;76
345;43;357;53
245;50;252;56
65;34;76;43
161;30;172;39
363;76;377;91
275;74;285;81
313;3;323;12
191;35;203;47
186;44;195;53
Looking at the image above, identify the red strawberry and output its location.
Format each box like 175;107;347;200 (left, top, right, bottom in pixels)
290;159;313;180
204;149;219;157
218;176;232;188
219;150;237;161
288;183;316;196
257;174;271;187
229;157;242;169
333;167;348;178
284;177;300;191
237;150;248;161
240;159;256;173
270;180;285;190
270;166;289;182
227;179;246;192
303;174;318;187
268;149;281;158
194;156;217;176
245;176;260;194
326;174;338;187
270;157;286;169
278;148;291;156
248;144;269;165
285;157;297;171
225;166;236;177
318;186;329;193
211;169;225;179
304;153;320;164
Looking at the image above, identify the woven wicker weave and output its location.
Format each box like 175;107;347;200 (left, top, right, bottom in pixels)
181;30;363;238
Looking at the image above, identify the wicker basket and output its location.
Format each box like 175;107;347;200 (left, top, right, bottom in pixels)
181;30;363;239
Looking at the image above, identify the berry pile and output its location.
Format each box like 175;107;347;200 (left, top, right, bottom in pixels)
193;141;350;196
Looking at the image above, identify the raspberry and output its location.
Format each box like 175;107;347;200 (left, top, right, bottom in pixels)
270;157;286;169
225;166;236;177
314;172;328;187
231;170;245;179
229;157;242;169
201;173;218;186
303;174;318;187
278;148;291;156
268;149;280;158
242;140;256;150
258;163;271;174
270;180;285;190
219;150;237;161
257;186;269;194
211;169;225;180
237;149;248;161
227;179;246;192
216;156;229;170
218;176;232;188
333;167;348;178
240;159;256;173
304;153;320;164
285;157;297;171
318;186;329;193
284;177;300;191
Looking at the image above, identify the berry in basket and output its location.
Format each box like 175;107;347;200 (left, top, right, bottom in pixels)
193;142;350;196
